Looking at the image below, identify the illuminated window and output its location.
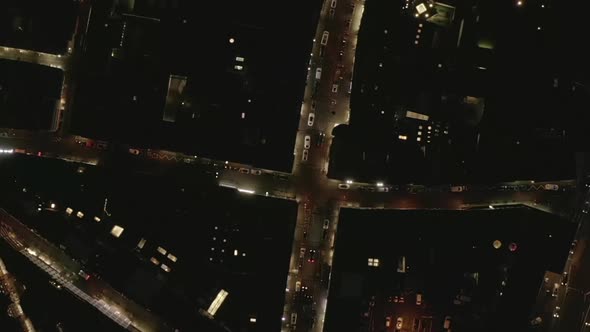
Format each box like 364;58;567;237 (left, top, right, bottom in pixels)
417;137;421;142
111;225;124;238
235;56;245;62
150;257;160;265
167;253;178;262
368;258;380;267
76;211;84;219
416;3;427;14
234;250;239;256
234;65;243;71
157;246;167;255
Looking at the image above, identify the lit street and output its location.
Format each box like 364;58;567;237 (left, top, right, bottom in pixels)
0;0;588;331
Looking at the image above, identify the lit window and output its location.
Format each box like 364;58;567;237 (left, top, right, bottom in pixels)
65;207;73;215
418;23;423;27
250;317;257;323
161;264;171;272
150;257;160;265
110;225;124;238
418;131;422;136
229;38;235;44
398;135;407;140
417;137;421;142
428;126;432;130
415;40;419;45
416;35;420;39
137;238;146;249
234;249;239;256
235;56;245;62
76;211;84;219
234;65;243;71
416;3;427;14
368;258;380;267
418;125;423;129
157;246;167;255
167;253;178;262
94;216;101;222
241;112;246;119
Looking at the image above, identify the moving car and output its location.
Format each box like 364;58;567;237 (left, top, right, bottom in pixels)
308;113;315;126
561;272;569;286
308;249;317;263
304;135;311;149
316;132;326;146
78;270;91;281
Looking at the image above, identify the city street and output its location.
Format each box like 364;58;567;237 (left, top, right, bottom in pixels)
0;0;586;331
0;209;173;332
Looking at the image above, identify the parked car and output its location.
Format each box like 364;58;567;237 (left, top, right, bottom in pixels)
396;317;403;330
544;184;559;191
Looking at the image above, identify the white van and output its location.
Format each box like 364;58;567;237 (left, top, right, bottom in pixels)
315;68;322;80
321;31;329;46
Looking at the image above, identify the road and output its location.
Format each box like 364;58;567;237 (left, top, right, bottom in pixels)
547;188;590;332
0;209;173;332
0;0;581;331
0;46;69;70
0;256;36;332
